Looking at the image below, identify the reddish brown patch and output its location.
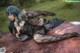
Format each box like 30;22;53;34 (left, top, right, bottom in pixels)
0;21;80;53
47;21;80;35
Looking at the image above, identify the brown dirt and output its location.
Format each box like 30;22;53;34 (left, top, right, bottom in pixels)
0;21;80;53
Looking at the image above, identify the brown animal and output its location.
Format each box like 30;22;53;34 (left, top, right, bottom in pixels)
0;21;80;53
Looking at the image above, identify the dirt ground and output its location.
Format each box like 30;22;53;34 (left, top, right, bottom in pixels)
0;22;80;53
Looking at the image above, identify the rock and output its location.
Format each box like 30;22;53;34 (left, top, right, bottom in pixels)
0;47;6;53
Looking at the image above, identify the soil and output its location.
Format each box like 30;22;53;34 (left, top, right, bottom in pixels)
0;21;80;53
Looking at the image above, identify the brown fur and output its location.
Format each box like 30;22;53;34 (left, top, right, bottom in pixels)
0;21;80;53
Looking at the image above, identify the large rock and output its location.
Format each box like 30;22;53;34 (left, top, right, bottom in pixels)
0;21;80;53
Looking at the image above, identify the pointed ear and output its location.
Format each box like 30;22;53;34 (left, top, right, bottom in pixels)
38;11;56;16
44;11;56;16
